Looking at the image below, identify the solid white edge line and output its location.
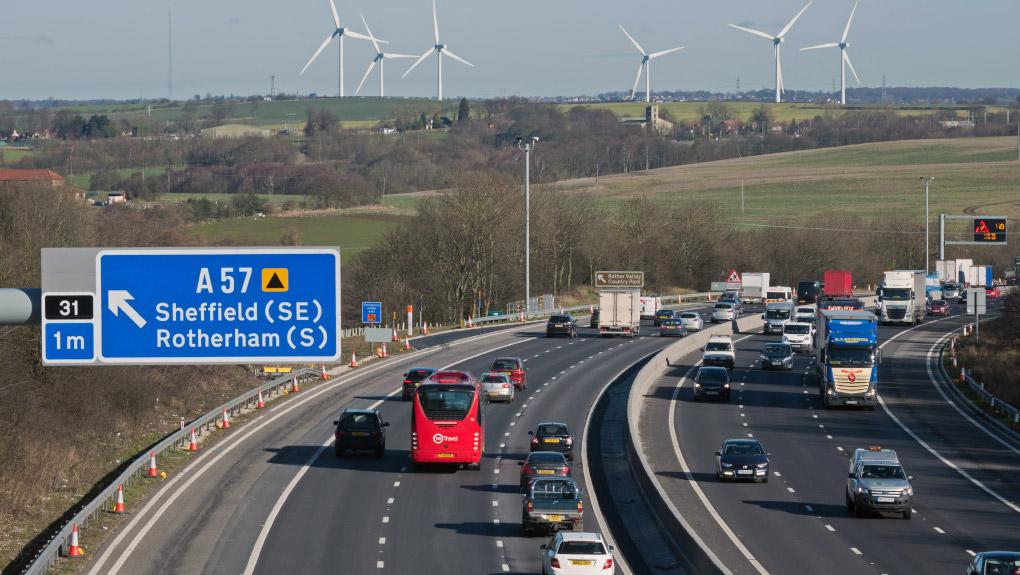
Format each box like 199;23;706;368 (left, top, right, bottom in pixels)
91;323;536;575
668;334;769;575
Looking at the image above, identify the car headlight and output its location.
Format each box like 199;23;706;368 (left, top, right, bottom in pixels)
723;383;730;388
694;382;702;389
903;487;913;496
720;462;733;468
756;462;769;468
856;486;869;494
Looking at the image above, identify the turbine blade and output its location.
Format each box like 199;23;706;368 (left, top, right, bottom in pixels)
384;53;418;59
649;46;684;59
801;42;838;51
402;47;434;78
630;62;643;99
442;48;474;67
329;0;340;29
844;50;861;84
361;14;380;54
778;1;812;38
355;60;376;95
618;25;646;55
727;24;775;41
300;34;334;75
842;1;859;44
344;30;379;42
433;0;440;43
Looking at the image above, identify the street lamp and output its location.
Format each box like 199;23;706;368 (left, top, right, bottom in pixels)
516;136;539;315
920;177;934;273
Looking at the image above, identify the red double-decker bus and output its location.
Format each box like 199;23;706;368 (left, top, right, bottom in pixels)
411;371;483;470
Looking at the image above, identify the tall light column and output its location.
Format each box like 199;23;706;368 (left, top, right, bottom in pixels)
921;177;934;273
517;137;539;314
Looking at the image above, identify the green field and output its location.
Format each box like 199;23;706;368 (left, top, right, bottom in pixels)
189;213;403;252
161;192;312;205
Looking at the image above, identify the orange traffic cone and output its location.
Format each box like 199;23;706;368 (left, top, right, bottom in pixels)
350;351;358;368
221;407;231;429
381;343;389;358
147;451;158;477
290;376;300;393
256;390;266;409
188;428;199;451
391;327;398;342
114;484;125;514
422;322;429;335
467;317;474;328
403;336;411;351
320;365;328;380
67;523;84;557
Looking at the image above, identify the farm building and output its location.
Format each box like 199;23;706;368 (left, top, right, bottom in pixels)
0;168;65;188
200;124;273;139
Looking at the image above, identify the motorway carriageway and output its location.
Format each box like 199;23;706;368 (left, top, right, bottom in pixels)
637;299;1020;575
83;303;720;575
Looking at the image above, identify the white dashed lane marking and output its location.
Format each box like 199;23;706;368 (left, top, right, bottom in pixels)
382;516;389;523
825;524;835;531
379;537;386;544
850;548;862;556
786;487;796;493
934;526;946;534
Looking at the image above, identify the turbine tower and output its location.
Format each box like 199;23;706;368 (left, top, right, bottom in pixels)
402;0;473;101
801;2;861;105
300;0;381;97
729;2;812;103
355;14;417;97
618;25;684;103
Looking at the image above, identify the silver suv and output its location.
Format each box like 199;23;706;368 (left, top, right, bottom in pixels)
845;447;913;519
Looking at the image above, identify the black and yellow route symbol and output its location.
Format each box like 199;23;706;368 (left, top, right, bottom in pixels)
261;268;289;292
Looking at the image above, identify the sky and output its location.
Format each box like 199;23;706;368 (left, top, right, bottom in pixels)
4;0;1020;101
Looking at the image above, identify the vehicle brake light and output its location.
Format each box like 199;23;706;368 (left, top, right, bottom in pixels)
502;383;510;388
531;436;539;445
550;558;561;569
527;500;533;512
561;466;570;475
577;500;584;514
604;558;614;569
565;437;573;445
403;379;412;384
512;369;523;378
522;464;532;474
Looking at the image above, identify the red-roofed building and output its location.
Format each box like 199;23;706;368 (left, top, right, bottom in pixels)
0;169;65;188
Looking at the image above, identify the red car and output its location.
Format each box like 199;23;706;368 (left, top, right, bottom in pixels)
985;286;1002;298
490;357;527;390
926;300;950;316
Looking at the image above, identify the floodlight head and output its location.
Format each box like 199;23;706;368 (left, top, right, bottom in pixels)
532;136;540;142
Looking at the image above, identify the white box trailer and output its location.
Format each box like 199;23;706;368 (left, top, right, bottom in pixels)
955;258;973;284
638;296;662;320
935;260;957;284
740;272;770;304
600;289;642;337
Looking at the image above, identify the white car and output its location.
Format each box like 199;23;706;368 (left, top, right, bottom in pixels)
782;322;813;353
711;302;736;323
677;311;704;331
542;532;615;574
480;372;514;403
795;306;815;322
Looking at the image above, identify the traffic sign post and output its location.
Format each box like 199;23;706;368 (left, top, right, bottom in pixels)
40;248;341;366
362;301;382;325
967;289;986;342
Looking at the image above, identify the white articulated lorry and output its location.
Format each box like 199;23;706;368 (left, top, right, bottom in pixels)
599;289;642;337
876;270;926;325
740;272;771;305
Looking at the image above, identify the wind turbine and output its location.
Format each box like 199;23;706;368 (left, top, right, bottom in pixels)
299;0;383;98
801;2;860;105
355;15;417;97
402;0;473;101
728;2;812;103
618;25;684;103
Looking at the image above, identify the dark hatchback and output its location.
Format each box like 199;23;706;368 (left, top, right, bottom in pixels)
334;409;389;457
693;366;731;401
518;451;571;491
546;314;578;338
529;422;575;460
402;367;437;400
715;439;770;482
760;343;794;371
659;318;688;337
653;309;675;326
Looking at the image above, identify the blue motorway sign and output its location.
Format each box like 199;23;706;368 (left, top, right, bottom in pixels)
96;248;341;364
361;301;382;324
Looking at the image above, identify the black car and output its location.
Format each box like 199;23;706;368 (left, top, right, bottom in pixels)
589;309;599;328
518;451;571;491
546;314;577;338
715;439;770;482
529;422;575;460
966;551;1020;575
402;367;437;400
334;409;389;457
760;343;795;371
693;366;731;401
653;309;674;326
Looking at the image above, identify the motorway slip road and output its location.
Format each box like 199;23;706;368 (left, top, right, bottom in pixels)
82;304;717;575
634;301;1020;575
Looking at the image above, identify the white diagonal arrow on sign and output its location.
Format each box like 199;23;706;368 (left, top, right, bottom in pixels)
108;290;146;328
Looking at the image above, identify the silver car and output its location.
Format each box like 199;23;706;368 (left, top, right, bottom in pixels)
711;302;736;323
481;372;515;403
846;447;913;519
677;311;704;331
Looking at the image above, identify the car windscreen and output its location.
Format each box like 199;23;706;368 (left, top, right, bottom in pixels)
697;369;728;383
705;342;731;352
784;324;810;334
527;452;566;464
417;386;474;420
406;369;434;382
481;374;509;384
983;558;1020;573
765;309;791;319
881;288;911;301
662;319;682;326
827;348;873;367
548;316;570;323
764;345;792;355
656;310;673;316
490;359;518;371
714;303;732;309
766;292;788;300
558;541;606;555
861;465;906;479
797;308;813;315
679;312;699;319
723;443;763;455
531;480;577;499
340;413;378;430
538;424;569;436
